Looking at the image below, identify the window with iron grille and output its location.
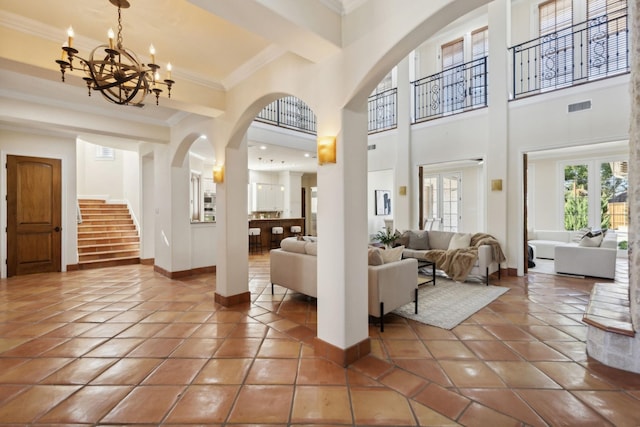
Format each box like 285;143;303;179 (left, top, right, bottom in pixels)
441;38;465;113
471;27;489;107
587;0;628;78
539;0;573;90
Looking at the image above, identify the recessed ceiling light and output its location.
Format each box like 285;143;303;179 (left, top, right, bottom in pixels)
260;145;267;150
304;153;310;158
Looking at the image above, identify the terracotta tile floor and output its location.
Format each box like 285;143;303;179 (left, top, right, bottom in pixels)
0;254;638;426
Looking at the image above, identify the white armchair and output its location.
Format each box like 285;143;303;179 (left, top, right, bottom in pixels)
367;258;418;331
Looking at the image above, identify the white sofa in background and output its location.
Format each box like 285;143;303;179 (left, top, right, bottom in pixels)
528;230;583;259
398;230;504;285
270;237;418;330
554;231;618;279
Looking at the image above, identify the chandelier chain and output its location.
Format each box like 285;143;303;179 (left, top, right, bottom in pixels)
117;7;123;49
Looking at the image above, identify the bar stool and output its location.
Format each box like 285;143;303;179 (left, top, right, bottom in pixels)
271;226;284;248
249;227;262;253
290;225;302;237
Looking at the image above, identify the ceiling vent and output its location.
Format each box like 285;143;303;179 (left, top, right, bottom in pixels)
568;100;591;113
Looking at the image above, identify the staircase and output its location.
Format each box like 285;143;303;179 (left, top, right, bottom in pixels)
77;199;140;269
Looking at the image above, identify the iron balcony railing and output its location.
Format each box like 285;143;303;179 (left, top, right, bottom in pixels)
510;11;628;99
368;88;397;134
412;56;488;123
255;96;317;135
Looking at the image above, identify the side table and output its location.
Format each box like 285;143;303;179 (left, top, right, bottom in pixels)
417;259;436;286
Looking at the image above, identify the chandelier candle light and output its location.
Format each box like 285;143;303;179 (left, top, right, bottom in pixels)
55;0;174;106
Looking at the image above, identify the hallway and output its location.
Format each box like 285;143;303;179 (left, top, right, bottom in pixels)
0;255;638;425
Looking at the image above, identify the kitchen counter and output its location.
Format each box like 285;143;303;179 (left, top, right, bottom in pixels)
248;218;305;251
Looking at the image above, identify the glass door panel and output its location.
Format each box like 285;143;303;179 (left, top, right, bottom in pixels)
601;160;628;246
442;174;460;231
564;164;589;230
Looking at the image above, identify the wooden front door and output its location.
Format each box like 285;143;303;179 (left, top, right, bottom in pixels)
7;155;62;276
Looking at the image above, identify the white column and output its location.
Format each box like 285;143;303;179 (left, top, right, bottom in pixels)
152;144;192;275
281;171;303;218
215;134;250;302
629;0;639;329
316;105;370;357
170;158;192;270
395;55;413;230
487;0;510;254
153;145;172;271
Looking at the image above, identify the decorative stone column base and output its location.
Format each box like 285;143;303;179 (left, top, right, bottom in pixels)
586;327;640;374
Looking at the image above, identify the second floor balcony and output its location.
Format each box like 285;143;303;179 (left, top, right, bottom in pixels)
256;9;629;137
510;11;629;99
412;56;488;123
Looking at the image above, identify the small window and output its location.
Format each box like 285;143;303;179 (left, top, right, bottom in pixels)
471;27;489;59
95;146;115;160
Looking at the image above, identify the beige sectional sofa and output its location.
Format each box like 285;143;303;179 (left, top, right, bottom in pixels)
397;230;504;285
270;237;418;331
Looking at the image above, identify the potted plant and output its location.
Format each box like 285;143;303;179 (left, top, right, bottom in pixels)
374;228;400;248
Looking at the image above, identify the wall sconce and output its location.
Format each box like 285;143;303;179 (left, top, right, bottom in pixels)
491;179;502;191
213;165;224;183
317;136;336;165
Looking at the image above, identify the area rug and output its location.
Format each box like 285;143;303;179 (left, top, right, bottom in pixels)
393;278;509;330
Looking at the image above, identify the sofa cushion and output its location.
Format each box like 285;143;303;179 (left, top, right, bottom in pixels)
394;230;411;248
368;248;384;266
428;230;453;250
448;233;471;250
305;241;318;255
579;234;604;247
408;230;430;250
572;227;592;242
280;237;307;254
381;245;404;264
533;230;571;242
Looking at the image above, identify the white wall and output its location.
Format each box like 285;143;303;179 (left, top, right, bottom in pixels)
527;160;560;230
191;223;217;269
123;150;141;228
367;169;394;237
0;129;78;277
141;153;155;260
76;139;125;199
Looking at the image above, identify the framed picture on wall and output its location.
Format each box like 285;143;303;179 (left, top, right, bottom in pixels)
375;190;391;215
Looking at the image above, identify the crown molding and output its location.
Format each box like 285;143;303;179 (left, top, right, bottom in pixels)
221;44;286;90
317;0;367;15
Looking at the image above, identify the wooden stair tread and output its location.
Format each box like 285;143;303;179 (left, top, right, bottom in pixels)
79;255;139;263
78;257;140;269
78;237;139;242
78;242;139;250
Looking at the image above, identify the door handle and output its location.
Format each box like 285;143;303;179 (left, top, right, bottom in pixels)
54;226;61;232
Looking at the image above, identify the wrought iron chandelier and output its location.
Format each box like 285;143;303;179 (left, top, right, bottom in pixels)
55;0;174;106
